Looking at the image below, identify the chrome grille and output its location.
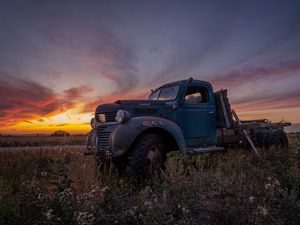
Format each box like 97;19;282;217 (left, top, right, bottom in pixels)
96;130;111;153
93;136;97;149
96;111;117;123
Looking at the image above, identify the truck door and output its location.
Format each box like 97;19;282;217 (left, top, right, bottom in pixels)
181;84;217;147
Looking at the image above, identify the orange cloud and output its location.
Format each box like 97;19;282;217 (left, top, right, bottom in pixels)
83;89;148;112
0;75;94;129
0;75;62;126
234;95;300;111
63;86;93;99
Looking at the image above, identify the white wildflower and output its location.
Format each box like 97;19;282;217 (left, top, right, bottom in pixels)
76;211;95;225
249;196;255;203
44;209;54;220
144;200;153;209
261;207;268;216
101;186;109;192
264;183;272;190
144;186;152;193
41;171;48;177
258;205;268;216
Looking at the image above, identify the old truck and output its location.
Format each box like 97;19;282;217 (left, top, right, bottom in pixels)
85;78;291;180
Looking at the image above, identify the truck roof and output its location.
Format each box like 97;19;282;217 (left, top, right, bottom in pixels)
157;78;213;90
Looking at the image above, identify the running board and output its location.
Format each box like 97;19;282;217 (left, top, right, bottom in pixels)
187;146;225;155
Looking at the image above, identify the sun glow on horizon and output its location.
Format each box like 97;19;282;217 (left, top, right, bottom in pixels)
0;107;93;134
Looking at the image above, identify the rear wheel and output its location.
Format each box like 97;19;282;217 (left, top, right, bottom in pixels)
130;133;167;183
257;130;289;152
267;130;289;151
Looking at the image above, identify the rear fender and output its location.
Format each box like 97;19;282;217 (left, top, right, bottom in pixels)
110;116;186;157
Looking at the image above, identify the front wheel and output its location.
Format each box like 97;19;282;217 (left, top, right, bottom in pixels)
130;133;167;183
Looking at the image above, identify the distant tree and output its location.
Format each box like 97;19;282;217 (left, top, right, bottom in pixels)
50;130;70;137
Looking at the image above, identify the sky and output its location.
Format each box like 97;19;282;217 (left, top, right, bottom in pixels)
0;0;300;134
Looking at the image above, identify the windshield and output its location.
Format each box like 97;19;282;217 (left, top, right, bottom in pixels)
148;85;179;101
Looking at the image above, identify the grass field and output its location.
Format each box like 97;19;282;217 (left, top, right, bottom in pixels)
0;134;299;225
0;135;86;147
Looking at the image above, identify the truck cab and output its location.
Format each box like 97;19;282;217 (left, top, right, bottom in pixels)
147;79;217;146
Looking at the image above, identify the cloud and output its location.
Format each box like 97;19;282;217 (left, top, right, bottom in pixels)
46;24;139;94
57;123;68;127
83;90;147;112
0;74;60;125
209;60;300;89
63;86;93;100
0;74;94;127
234;94;300;112
86;33;139;93
207;60;300;112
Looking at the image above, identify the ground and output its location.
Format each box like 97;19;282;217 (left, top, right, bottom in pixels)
0;134;299;225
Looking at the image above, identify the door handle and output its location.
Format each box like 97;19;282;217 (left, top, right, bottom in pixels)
208;111;214;114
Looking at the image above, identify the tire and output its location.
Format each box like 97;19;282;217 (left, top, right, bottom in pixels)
130;133;167;183
266;130;289;152
257;131;268;149
265;131;276;150
270;130;289;151
112;155;129;176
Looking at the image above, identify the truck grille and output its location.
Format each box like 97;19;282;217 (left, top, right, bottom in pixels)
96;111;117;123
93;136;97;149
96;129;111;153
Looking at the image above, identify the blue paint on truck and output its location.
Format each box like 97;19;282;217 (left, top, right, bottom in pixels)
87;78;218;156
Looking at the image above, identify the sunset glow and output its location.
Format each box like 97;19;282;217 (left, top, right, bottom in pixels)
0;0;299;134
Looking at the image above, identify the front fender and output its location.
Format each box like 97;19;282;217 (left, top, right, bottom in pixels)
86;128;96;152
110;116;186;157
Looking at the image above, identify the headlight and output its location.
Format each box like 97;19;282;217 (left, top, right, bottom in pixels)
115;110;131;123
90;118;95;128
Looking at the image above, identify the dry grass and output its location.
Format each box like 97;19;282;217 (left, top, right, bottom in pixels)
0;135;85;147
0;134;299;225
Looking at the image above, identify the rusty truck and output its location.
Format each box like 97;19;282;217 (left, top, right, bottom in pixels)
85;78;291;181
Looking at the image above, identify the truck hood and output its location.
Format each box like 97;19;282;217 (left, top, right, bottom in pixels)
115;99;176;117
95;99;177;122
95;100;168;114
115;100;167;107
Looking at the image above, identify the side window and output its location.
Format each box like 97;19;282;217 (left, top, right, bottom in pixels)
185;86;209;104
